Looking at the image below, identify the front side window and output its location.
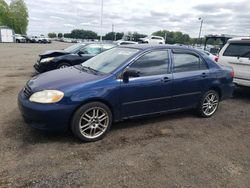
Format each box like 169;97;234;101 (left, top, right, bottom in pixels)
64;43;85;53
80;44;102;55
223;43;250;57
173;53;207;73
129;50;169;77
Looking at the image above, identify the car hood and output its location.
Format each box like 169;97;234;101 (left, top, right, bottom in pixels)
28;66;105;92
39;50;70;58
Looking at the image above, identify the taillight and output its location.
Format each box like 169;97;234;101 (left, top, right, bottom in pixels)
230;69;234;78
214;56;219;62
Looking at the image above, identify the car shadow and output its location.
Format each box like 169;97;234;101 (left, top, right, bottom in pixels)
232;86;250;101
6;108;196;145
111;110;196;132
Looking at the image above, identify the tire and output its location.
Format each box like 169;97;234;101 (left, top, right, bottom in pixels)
57;63;71;69
197;90;219;118
16;40;20;43
71;102;112;142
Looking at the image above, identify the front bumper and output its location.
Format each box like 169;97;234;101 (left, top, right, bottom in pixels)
18;91;77;131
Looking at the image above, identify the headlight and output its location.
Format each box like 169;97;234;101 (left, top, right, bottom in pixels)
29;90;64;103
40;57;54;63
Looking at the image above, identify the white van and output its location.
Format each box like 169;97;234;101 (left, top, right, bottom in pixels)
218;37;250;87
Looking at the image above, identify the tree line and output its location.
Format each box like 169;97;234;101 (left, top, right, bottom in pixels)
48;29;207;45
0;0;28;34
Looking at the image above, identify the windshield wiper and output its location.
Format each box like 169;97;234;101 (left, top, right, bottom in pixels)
81;65;100;75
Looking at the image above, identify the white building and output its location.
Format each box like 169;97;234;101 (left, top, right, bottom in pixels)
0;26;14;43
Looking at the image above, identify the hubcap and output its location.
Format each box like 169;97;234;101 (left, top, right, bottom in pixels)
202;93;218;116
79;107;109;139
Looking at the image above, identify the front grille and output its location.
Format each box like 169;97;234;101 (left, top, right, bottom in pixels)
23;85;33;98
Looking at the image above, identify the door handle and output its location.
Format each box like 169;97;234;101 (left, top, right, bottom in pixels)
201;72;207;78
161;77;170;82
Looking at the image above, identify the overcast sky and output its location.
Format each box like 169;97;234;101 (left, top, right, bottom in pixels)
7;0;250;37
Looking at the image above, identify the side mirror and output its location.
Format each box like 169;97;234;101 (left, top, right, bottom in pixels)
77;51;85;56
123;68;140;82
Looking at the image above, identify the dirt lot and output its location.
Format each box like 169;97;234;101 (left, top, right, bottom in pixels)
0;42;249;188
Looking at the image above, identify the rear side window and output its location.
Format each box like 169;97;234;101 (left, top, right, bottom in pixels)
152;37;161;40
129;50;169;76
223;43;250;57
173;53;207;73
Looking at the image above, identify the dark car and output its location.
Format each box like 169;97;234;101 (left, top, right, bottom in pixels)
22;35;36;43
34;43;116;73
18;45;234;142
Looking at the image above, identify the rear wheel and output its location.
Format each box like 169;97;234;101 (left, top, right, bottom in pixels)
198;90;219;118
71;102;112;142
57;63;70;69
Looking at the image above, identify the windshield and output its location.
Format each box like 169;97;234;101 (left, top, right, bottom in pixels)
64;43;85;53
81;47;140;74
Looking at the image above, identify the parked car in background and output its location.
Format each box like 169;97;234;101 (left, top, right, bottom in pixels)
218;37;250;87
33;36;51;43
115;40;138;45
139;35;165;44
22;35;36;43
19;45;234;142
34;42;116;73
15;34;26;43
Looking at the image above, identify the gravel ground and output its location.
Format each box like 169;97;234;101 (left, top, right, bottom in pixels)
0;42;249;188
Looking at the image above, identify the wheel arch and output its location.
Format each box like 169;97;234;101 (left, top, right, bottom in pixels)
209;86;222;100
69;98;116;129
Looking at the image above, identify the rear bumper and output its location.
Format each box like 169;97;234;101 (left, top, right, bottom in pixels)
234;77;250;87
18;91;77;131
221;82;235;101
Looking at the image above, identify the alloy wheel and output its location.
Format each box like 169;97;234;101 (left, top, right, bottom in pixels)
202;93;219;116
79;107;109;139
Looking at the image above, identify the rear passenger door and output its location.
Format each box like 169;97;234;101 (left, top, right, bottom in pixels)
171;50;210;109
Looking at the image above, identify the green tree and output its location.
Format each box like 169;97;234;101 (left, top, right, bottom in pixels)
103;32;116;40
9;0;29;34
64;33;72;38
0;0;11;26
132;32;147;42
48;32;57;38
58;33;63;38
152;30;191;44
70;29;98;39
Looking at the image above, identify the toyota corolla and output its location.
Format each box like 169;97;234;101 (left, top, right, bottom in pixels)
18;45;234;142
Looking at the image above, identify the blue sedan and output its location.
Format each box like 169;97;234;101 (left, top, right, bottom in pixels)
18;45;234;142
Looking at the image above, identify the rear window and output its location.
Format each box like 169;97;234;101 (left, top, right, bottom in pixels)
223;43;250;57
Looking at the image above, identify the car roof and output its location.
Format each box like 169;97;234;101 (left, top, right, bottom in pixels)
80;42;116;45
119;44;196;51
228;37;250;43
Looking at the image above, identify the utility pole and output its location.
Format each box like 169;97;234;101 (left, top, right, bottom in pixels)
100;0;103;42
112;23;115;41
198;17;203;45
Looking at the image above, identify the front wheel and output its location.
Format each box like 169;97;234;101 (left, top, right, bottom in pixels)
71;102;112;142
57;63;70;69
197;90;219;118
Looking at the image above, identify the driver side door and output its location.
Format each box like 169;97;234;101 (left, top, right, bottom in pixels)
119;50;173;118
